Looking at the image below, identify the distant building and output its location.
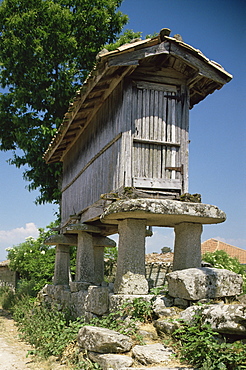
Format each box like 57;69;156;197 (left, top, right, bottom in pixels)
201;239;246;265
0;260;17;290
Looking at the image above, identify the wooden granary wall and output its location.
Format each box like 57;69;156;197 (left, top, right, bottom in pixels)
62;81;126;222
61;77;189;224
44;29;232;229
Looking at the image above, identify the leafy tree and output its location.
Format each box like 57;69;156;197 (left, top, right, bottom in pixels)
161;246;172;254
0;0;129;204
7;222;59;294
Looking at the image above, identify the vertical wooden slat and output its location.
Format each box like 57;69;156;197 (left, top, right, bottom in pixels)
155;90;161;178
161;94;167;178
123;85;132;186
180;85;189;193
137;88;142;177
142;89;147;177
165;92;172;179
148;89;154;177
171;92;176;180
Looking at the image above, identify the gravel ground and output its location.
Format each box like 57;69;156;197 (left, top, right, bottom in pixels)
0;308;72;370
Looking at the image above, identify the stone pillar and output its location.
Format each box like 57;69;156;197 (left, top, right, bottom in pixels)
173;222;202;271
75;232;95;283
114;218;148;294
93;246;105;284
54;244;70;286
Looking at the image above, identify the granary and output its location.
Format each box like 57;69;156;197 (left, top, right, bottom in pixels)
44;29;232;296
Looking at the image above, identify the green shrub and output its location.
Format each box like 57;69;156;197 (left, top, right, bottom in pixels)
10;295;148;364
172;312;246;369
0;286;16;310
6;223;59;294
202;250;246;293
120;297;154;323
13;296;85;359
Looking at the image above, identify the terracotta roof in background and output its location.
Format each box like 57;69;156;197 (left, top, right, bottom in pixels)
0;260;10;267
146;252;174;263
146;240;246;265
201;239;246;264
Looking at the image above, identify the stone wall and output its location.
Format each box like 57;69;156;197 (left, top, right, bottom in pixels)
105;260;173;289
146;262;172;288
0;261;17;290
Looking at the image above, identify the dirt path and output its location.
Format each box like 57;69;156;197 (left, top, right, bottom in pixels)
0;308;73;370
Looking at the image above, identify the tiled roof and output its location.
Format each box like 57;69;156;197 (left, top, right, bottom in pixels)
0;260;10;267
201;239;246;264
146;252;174;263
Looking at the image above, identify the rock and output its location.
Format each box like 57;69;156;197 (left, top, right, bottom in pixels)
166;268;243;300
154;319;180;336
77;326;132;353
237;294;246;305
84;285;109;315
70;290;88;317
152;296;175;317
88;352;133;369
132;343;174;365
180;304;246;335
137;329;158;341
115;271;149;295
173;297;189;308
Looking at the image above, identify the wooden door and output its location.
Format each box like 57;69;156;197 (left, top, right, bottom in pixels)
132;81;186;192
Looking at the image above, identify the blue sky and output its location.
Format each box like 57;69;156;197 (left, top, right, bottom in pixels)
0;0;245;261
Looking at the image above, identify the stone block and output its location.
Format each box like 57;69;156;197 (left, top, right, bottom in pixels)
70;281;90;292
173;223;202;270
88;352;133;369
154;319;180;336
152;296;174;317
173;297;189;309
115;271;149;295
70;290;88;317
132;343;174;365
166;267;243;300
85;285;109;315
78;326;132;353
180;304;246;335
114;219;148;294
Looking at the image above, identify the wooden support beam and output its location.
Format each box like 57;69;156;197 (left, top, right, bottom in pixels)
170;43;232;84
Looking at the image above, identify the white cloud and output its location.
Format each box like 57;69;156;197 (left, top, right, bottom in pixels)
0;223;39;260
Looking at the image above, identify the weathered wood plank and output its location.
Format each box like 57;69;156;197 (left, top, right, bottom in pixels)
170;43;231;84
60;66;136;162
133;138;180;147
108;42;169;67
61;133;122;193
136;81;177;93
133;177;182;189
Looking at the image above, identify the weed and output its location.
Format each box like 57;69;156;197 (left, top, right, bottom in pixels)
0;286;16;310
120;297;154;323
149;285;168;295
171;312;246;369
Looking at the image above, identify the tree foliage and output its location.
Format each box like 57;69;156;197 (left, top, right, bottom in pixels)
6;222;59;294
202;249;246;292
0;0;129;204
